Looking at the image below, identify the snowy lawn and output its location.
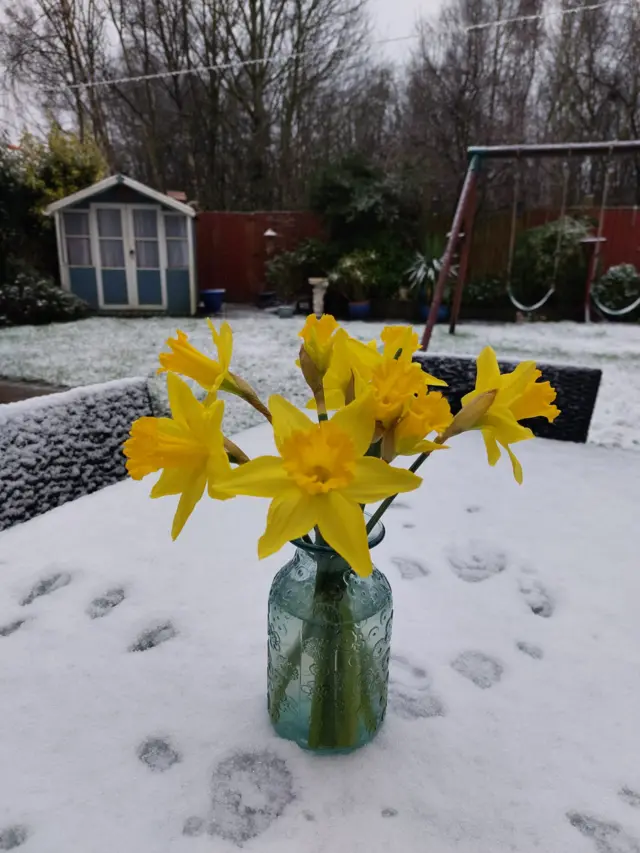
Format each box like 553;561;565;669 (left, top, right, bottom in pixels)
1;309;639;449
0;426;639;852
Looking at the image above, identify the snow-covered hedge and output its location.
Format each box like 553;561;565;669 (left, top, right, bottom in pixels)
0;377;153;531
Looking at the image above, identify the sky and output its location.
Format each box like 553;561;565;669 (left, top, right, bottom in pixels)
370;0;443;58
0;0;445;140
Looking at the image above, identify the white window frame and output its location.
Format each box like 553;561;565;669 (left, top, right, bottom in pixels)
163;213;190;270
61;210;93;269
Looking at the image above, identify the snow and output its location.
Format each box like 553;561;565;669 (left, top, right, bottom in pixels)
0;425;638;852
1;309;639;449
0;377;152;530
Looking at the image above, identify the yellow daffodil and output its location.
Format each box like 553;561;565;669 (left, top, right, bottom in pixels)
220;393;422;576
316;326;445;414
360;356;446;431
158;321;271;420
460;346;560;483
391;391;453;457
124;373;233;539
158;320;234;394
379;325;420;361
299;314;340;375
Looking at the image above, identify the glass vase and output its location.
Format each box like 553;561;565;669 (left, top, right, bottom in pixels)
267;522;392;754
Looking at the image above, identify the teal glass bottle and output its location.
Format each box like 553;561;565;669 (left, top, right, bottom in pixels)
267;522;392;753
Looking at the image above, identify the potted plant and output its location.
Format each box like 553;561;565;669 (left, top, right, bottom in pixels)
266;252;299;317
329;249;378;320
406;234;456;322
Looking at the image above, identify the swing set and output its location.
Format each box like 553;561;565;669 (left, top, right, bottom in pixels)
421;140;640;350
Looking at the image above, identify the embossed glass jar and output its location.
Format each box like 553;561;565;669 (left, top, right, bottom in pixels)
267;522;392;753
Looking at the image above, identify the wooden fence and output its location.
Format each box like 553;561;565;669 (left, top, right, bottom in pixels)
467;206;640;280
195;207;640;303
196;211;322;302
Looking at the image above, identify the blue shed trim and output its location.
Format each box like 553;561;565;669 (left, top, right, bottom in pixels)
167;269;191;315
102;269;129;304
137;270;163;305
69;268;98;307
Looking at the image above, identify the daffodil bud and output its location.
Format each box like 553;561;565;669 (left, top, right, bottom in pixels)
224;437;250;465
442;390;498;440
299;345;323;396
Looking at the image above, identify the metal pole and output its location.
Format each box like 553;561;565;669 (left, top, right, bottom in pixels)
449;177;478;335
421;155;480;351
467;140;640;159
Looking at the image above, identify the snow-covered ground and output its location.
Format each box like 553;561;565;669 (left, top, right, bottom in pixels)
0;426;639;852
1;309;639;449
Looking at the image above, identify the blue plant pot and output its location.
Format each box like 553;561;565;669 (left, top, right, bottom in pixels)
420;304;449;323
348;300;371;320
201;289;226;314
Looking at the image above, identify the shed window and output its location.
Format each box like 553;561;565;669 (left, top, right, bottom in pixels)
165;214;189;268
63;211;91;266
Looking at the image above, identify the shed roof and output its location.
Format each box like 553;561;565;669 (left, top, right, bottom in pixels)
44;174;196;217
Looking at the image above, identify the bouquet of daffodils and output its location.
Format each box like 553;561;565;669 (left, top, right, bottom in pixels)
125;315;559;571
125;315;559;751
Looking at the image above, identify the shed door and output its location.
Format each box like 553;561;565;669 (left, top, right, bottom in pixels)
95;207;132;306
130;208;164;307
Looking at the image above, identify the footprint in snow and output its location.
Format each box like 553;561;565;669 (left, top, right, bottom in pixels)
129;622;177;652
87;588;125;619
185;750;294;845
0;825;28;850
451;651;503;689
516;641;544;660
391;557;429;581
619;788;640;809
137;737;181;772
20;572;71;606
0;620;26;638
389;654;445;719
519;579;555;618
567;811;640;853
447;540;507;583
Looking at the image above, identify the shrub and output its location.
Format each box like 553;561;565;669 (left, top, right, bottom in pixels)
511;216;590;305
592;264;640;312
265;239;336;302
464;276;507;306
328;249;379;302
0;271;91;326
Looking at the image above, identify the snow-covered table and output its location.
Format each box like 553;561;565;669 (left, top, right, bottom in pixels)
1;425;639;853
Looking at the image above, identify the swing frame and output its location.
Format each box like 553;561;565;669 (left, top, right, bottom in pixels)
421;140;640;351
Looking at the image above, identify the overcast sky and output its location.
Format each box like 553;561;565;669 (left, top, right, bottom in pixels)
0;0;445;138
370;0;443;57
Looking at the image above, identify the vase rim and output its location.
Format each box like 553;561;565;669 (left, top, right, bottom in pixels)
291;516;385;554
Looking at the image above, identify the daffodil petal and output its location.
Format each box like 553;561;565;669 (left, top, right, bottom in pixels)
420;370;447;387
223;455;289;497
269;395;315;451
341;458;422;503
171;471;207;540
166;373;205;435
315;492;372;577
482;409;534;444
509;379;560;422
258;489;316;558
410;439;447;454
481;430;502;467
503;443;524;484
497;361;538;407
150;466;194;498
330;392;376;456
475;346;501;393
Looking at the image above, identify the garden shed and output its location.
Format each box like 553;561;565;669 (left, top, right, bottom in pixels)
45;174;197;315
